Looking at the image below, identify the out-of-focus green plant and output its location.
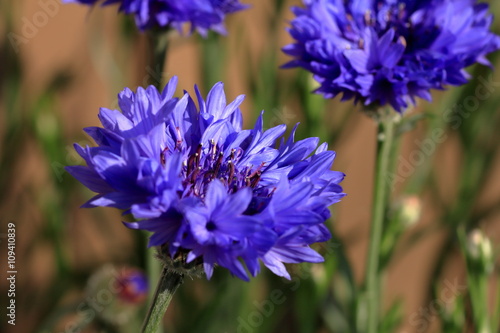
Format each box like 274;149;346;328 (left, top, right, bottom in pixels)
459;229;495;333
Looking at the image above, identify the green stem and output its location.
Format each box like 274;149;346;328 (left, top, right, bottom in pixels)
147;30;170;90
493;277;500;332
146;246;162;326
365;113;396;333
477;278;490;333
144;29;170;332
468;268;491;333
142;267;184;333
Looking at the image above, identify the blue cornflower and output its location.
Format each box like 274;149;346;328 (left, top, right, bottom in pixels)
283;0;500;112
63;0;248;34
67;77;345;281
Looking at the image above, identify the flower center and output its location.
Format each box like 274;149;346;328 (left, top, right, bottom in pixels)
206;221;217;231
161;139;264;199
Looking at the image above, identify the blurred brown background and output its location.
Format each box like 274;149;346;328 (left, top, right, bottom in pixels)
1;1;500;332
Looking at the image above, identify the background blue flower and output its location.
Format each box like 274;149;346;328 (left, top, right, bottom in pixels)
63;0;248;34
283;0;500;112
67;77;345;280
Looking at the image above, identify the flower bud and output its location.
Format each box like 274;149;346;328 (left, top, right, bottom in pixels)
396;195;422;228
466;229;494;273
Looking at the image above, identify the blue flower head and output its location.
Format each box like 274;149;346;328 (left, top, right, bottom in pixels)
67;77;345;280
283;0;500;112
63;0;248;34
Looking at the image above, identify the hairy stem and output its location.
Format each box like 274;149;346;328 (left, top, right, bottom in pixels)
142;267;184;333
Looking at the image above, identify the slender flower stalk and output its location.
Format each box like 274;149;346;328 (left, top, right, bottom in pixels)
145;247;164;332
144;29;171;333
365;111;396;333
147;31;170;89
142;268;183;333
